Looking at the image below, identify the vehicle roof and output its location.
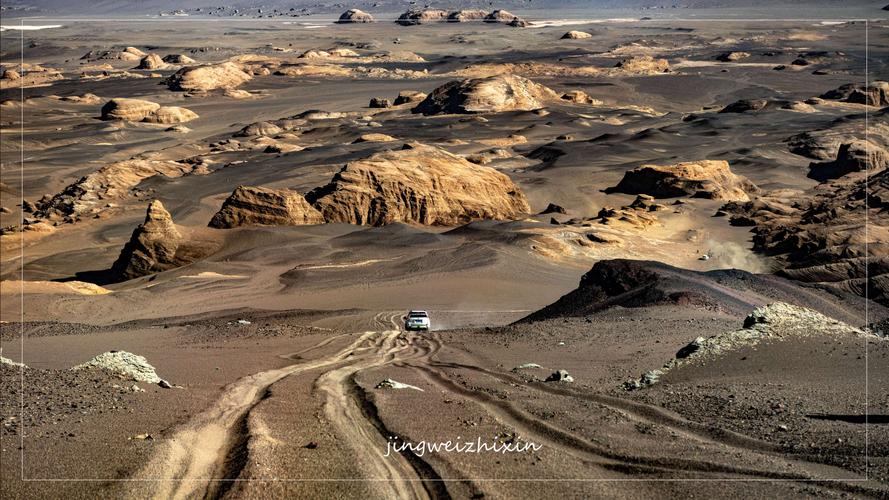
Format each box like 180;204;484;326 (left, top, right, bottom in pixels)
408;310;428;315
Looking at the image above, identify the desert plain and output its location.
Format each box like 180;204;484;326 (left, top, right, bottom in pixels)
1;5;889;499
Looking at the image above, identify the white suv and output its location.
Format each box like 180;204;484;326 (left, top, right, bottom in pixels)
404;310;430;331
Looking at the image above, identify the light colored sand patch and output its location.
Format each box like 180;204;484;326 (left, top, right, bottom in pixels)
294;258;397;271
0;280;111;295
179;271;248;279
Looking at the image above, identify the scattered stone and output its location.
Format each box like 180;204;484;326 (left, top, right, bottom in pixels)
369;97;391;108
625;303;872;389
513;363;543;370
375;378;424;391
545;370;574;383
540;203;567;215
158;379;173;389
353;133;396;143
393;90;427;105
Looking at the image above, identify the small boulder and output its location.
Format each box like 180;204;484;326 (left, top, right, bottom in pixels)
545;370;574;383
562;30;592;39
369;97;391;108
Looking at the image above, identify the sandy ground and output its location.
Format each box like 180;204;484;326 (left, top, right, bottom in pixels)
1;12;887;500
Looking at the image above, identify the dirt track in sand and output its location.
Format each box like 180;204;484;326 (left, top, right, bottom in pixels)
115;310;885;500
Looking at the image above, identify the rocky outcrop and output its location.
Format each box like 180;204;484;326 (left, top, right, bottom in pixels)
393;90;427;105
235;121;282;137
142;106;199;124
561;90;602;105
396;9;448;25
136;53;165;70
412;75;557;115
306;143;530;226
808;140;889;181
719;99;769;113
716;51;750;62
369;97;391;108
208;186;324;228
625;302;870;389
484;9;525;25
820;81;889;107
110;201;184;280
100;98;197;124
336;9;374;23
35;159;206;221
562;30;592;39
447;10;488;22
722;168;889;305
166;62;252;91
162;54;196;65
594;194;665;229
614;55;670;74
100;98;160;121
605;160;758;201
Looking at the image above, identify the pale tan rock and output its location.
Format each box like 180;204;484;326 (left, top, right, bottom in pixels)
111;200;183;279
166;62;252;91
143;106;199;124
100;98;160;121
307;143;530;226
336;8;375;23
209;186;324;228
562;31;592;39
606;160;758;201
412;74;558;115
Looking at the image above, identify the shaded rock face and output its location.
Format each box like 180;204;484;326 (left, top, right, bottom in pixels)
166;62;252;91
808;140;889;181
485;9;524;24
522;260;766;321
396;9;448;25
306;143;530;226
720;99;769;113
723;169;889;305
162;54;196;65
393;90;426;105
136;53;164;70
336;8;374;23
100;98;160;121
111;201;183;280
606;160;759;201
562;30;592;39
820;81;889;106
412;75;557;115
209;186;324;228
